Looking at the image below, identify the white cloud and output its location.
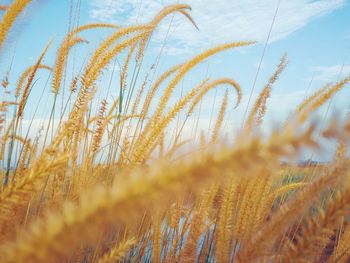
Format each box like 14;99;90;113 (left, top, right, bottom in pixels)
311;64;350;82
89;0;345;54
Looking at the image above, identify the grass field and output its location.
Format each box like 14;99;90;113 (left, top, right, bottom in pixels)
1;1;350;262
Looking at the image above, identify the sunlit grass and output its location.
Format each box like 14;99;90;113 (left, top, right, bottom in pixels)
0;1;350;263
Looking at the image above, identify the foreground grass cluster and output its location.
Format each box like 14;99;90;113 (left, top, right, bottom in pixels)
1;1;350;262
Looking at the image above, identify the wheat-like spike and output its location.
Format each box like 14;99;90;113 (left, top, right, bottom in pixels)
3;128;71;215
329;224;350;263
152;214;163;263
159;132;165;158
178;10;199;30
132;79;209;163
234;176;262;242
175;209;193;262
136;4;196;60
120;43;137;99
295;83;331;114
188;78;241;117
250;175;276;233
87;110;141;164
16;138;31;176
83;25;151;79
200;185;220;228
1;74;9;88
182;186;218;261
97;238;135;263
64;23;119;75
60;90;97;149
70;124;82;166
298;76;350;122
0;0;31;51
27;126;42;166
246;174;276;240
166;200;184;261
141;64;182;119
15;64;52;98
131;77;147;115
52;37;88;94
266;182;307;204
282;189;350;262
152;42;254;125
17;41;51;118
211;89;228;143
70;84;96;125
67;74;116;144
216;178;237;263
69;23;118;36
0;154;68;226
181;209;202;261
81;31;150;92
236;161;349;263
151;4;192;26
69;75;79;93
0;101;16;135
52;23;118;94
246;53;288;128
92;99;108;153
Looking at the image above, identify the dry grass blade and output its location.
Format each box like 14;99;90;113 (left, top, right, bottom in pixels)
15;65;52;98
246;53;288;128
0;0;31;50
188;78;241;116
17;41;51;118
52;37;88;94
298;76;350;122
211;89;229;143
97;238;136;263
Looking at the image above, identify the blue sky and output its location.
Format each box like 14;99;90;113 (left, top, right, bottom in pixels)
1;0;350;139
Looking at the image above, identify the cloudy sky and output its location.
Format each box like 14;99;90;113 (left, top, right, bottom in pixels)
1;0;350;139
89;0;346;53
